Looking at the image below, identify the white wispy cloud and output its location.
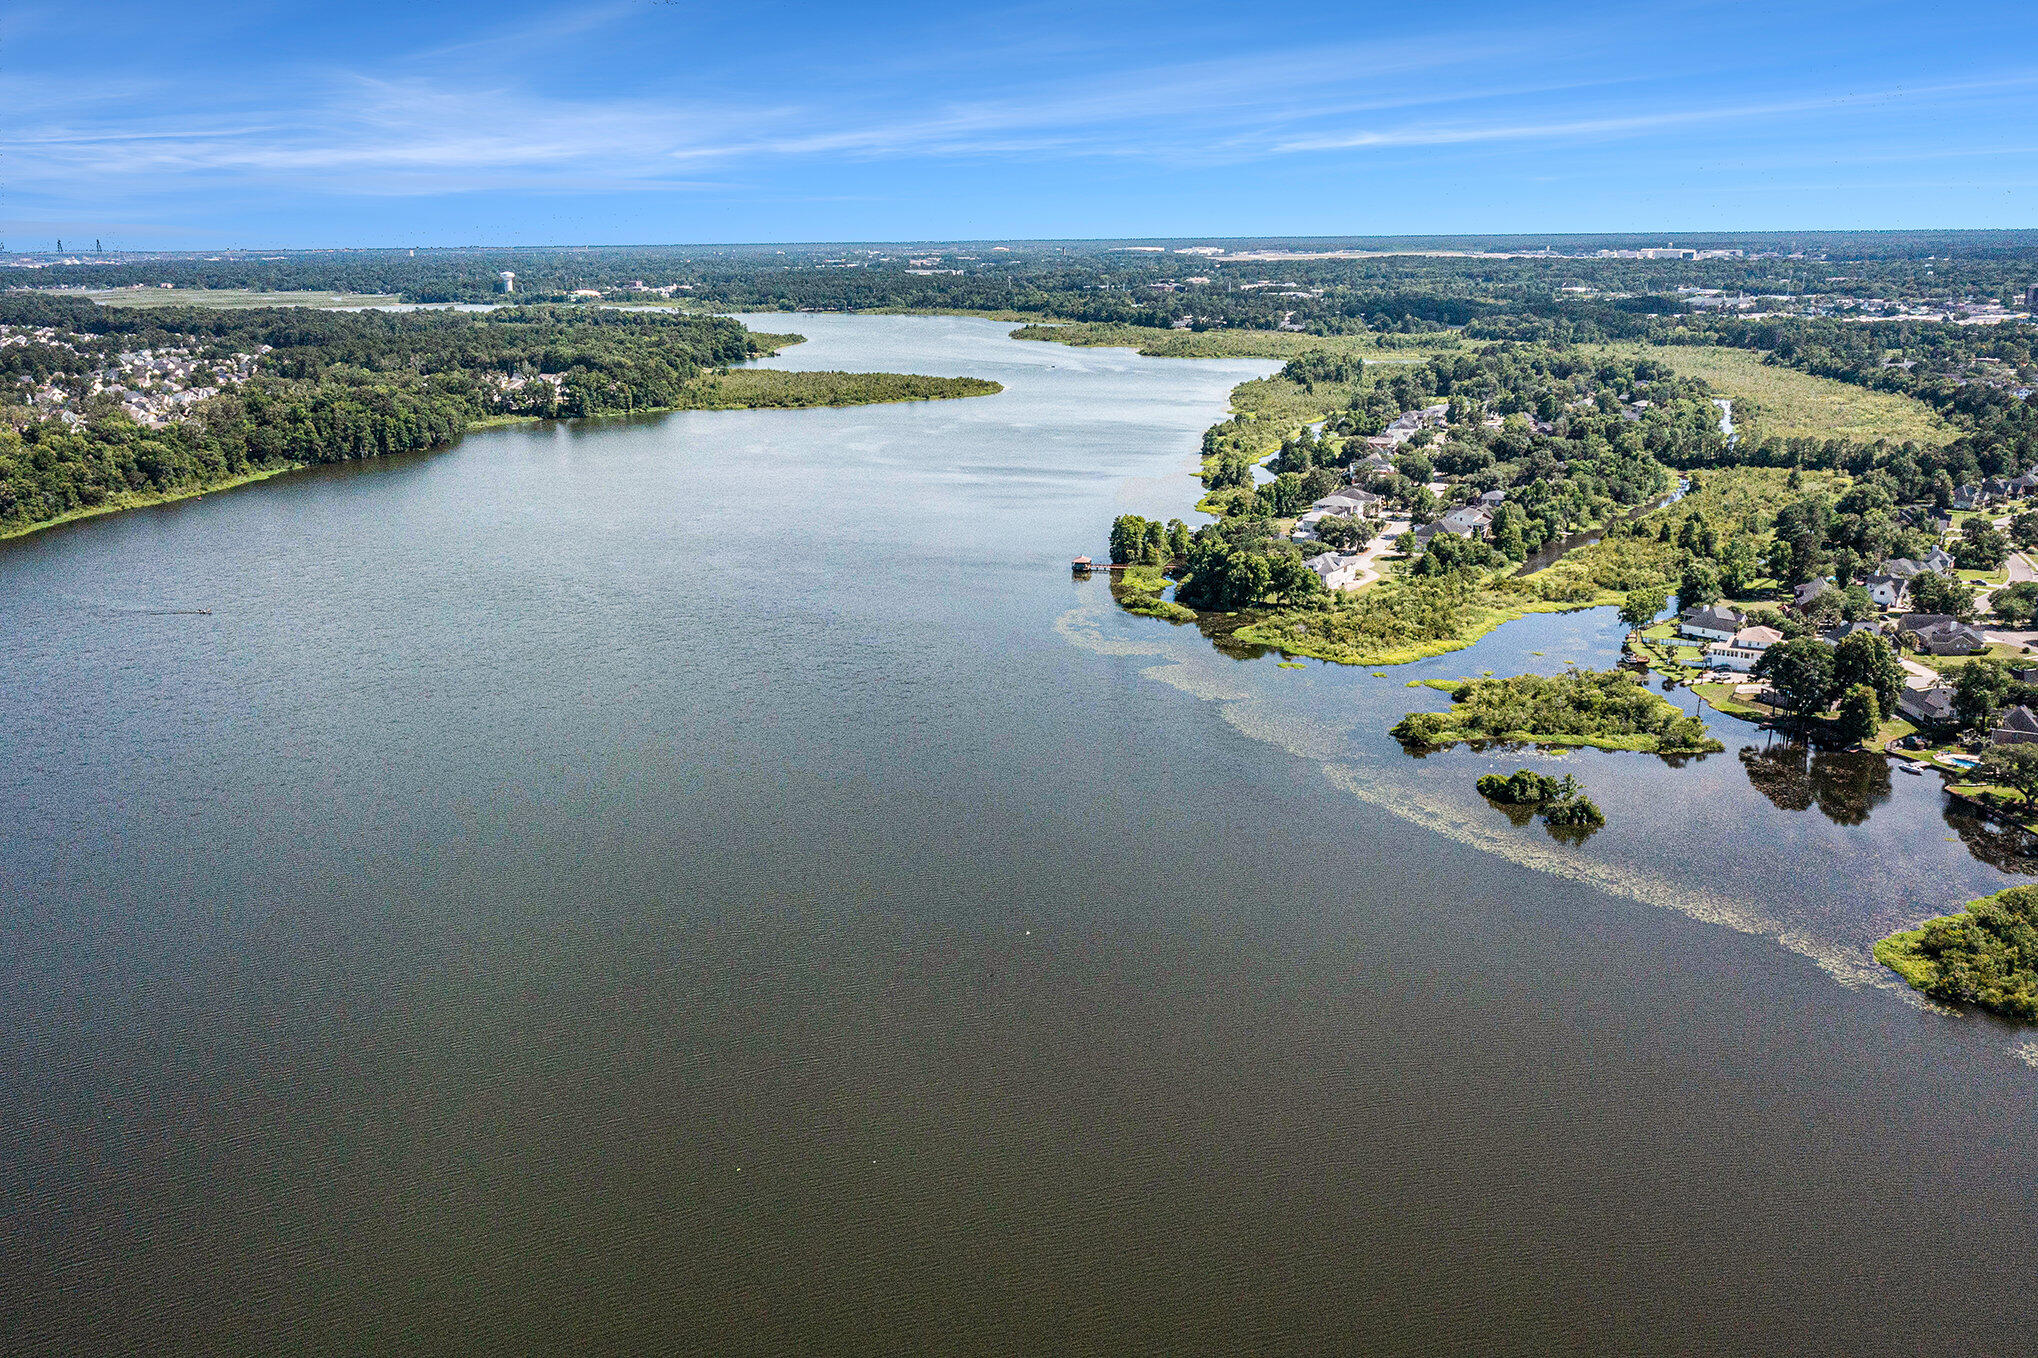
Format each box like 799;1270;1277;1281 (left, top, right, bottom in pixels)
9;16;2036;209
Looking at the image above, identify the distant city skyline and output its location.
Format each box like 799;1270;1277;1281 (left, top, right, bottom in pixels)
6;0;2036;249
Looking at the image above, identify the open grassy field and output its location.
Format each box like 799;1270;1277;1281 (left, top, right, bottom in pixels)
61;288;404;309
1010;322;1461;361
1593;343;1955;446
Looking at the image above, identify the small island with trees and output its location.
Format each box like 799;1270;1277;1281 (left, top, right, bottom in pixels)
1391;667;1725;755
1877;886;2038;1022
1476;768;1607;839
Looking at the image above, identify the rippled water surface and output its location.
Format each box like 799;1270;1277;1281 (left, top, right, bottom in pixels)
3;315;2035;1355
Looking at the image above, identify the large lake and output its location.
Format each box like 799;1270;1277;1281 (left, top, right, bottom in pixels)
3;314;2034;1354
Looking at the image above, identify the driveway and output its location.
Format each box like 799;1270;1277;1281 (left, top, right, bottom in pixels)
1899;657;1941;690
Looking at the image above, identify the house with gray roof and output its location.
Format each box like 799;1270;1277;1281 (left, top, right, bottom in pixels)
1678;604;1745;642
1897;685;1957;727
1305;552;1364;591
1861;572;1910;610
1911;620;1988;656
1819;620;1884;644
1412;506;1492;546
1310;489;1383;518
1898;613;1959;635
1791;577;1835;610
1991;705;2038;745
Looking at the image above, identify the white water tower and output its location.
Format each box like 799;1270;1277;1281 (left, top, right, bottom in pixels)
499;270;516;293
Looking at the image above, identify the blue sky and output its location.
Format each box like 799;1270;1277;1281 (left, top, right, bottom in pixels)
7;0;2035;248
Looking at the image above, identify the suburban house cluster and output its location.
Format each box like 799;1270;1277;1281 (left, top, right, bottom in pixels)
1673;533;2038;742
1288;403;1525;594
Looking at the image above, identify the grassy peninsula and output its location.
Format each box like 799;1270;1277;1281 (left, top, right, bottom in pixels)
675;369;1000;409
1876;886;2038;1021
1391;668;1725;754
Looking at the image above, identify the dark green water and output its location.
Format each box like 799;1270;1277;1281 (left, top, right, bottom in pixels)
2;315;2034;1355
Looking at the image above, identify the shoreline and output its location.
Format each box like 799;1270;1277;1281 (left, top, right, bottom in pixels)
0;463;304;543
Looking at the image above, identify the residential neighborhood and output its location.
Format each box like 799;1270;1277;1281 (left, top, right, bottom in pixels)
1613;474;2038;784
3;320;268;428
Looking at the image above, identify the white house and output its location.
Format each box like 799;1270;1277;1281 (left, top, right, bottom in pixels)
1306;552;1364;590
1678;604;1745;643
1860;572;1910;610
1704;624;1784;672
1310;489;1383;519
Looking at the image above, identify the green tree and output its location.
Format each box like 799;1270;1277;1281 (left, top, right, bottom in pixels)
1753;637;1837;720
1166;519;1191;560
1717;537;1760;598
1835;683;1881;745
1476;769;1561;804
1677;557;1721;609
1140;519;1165;565
1766;498;1830;587
1266;553;1325;605
1978;744;2038;805
1798;588;1845;627
1955;522;2010;571
1227;552;1274;605
1109;514;1151;566
1831;631;1903;715
1954;661;2012;732
1316;516;1376;552
1910;570;1977;620
1393;451;1434;484
1541;795;1606;828
1620;585;1670;633
1994;580;2038;627
1490;501;1527;560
